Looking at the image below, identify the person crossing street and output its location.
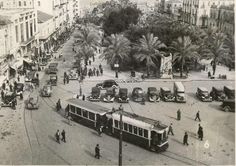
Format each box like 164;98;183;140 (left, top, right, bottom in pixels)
168;123;174;135
95;144;100;159
183;132;189;146
61;129;66;143
177;109;181;120
195;111;201;121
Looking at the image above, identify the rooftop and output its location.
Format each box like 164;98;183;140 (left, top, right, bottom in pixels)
37;10;53;23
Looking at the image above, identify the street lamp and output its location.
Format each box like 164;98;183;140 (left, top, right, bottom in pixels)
118;104;123;166
114;63;119;78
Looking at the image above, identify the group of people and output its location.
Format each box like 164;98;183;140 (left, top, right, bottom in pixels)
55;129;66;144
168;110;204;146
63;72;70;85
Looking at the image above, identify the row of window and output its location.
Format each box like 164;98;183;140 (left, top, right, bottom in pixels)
114;120;148;139
70;105;95;121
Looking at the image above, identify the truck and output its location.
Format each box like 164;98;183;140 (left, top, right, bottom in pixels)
173;82;186;103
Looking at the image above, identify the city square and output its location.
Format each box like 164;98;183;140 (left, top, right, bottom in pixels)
0;0;235;165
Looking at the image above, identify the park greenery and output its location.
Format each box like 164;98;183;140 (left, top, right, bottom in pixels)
74;0;234;78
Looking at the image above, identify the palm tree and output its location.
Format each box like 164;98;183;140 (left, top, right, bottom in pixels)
170;36;199;78
202;32;228;75
99;34;131;67
223;34;235;69
134;33;166;76
76;45;95;65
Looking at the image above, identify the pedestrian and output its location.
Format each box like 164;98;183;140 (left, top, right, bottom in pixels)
1;90;4;100
89;60;91;65
2;82;6;90
99;64;102;70
63;77;66;85
17;75;20;82
177;109;181;120
61;129;66;142
93;67;96;76
119;104;123;111
95;144;100;159
98;125;103;136
55;130;60;144
195;111;201;121
100;68;103;76
197;124;203;141
96;69;99;76
36;73;39;78
66;75;69;84
82;94;85;101
6;80;9;85
57;99;61;111
168;123;174;135
64;72;67;78
183;132;189;146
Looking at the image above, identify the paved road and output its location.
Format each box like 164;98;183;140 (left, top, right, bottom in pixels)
0;34;234;165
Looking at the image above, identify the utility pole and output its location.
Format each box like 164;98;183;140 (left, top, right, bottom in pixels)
119;105;123;166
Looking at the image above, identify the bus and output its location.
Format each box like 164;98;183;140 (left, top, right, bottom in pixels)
66;99;169;152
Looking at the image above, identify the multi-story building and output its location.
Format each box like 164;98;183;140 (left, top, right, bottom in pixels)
0;9;38;77
166;0;183;20
209;4;234;35
181;0;234;28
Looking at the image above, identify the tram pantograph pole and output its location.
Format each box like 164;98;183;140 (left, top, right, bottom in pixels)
119;109;123;166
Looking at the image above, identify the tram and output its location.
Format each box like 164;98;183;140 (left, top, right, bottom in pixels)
66;99;169;152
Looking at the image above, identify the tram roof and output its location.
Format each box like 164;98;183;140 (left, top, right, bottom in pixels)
67;98;110;114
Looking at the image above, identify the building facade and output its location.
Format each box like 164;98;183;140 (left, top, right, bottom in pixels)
166;0;183;20
181;0;234;28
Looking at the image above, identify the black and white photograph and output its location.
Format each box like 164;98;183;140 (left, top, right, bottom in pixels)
0;0;235;165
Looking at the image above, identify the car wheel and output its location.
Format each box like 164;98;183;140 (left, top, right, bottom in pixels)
223;106;231;112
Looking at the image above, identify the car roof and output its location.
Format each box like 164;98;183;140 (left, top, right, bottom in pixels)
198;87;208;91
224;86;234;90
148;87;157;91
119;88;128;92
161;87;170;91
133;87;142;90
92;87;100;91
104;79;116;82
213;87;223;91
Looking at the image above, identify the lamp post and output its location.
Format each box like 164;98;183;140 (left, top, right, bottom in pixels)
114;63;119;78
118;104;123;166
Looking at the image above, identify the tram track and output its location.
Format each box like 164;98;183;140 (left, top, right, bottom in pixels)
161;150;208;165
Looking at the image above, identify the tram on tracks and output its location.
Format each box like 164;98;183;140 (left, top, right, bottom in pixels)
66;98;169;152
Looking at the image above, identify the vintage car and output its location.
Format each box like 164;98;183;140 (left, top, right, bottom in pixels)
132;87;144;102
96;80;119;89
68;69;78;80
118;88;129;103
160;87;175;102
40;85;52;97
45;63;58;74
224;86;235;99
25;94;39;110
173;82;186;103
221;99;235;112
88;87;101;102
196;87;212;102
49;74;58;86
103;88;116;102
147;87;160;102
1;92;17;109
15;83;24;96
210;87;226;101
25;71;36;82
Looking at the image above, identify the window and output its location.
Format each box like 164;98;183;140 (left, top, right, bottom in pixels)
30;23;33;37
114;120;119;128
25;16;28;20
19;1;21;6
38;1;40;6
34;19;36;32
138;128;143;136
134;126;137;135
89;112;95;121
82;110;88;118
70;105;75;113
144;129;148;138
24;1;26;6
76;107;81;115
128;124;133;133
15;26;19;43
124;123;128;131
20;23;24;42
20;17;23;22
26;22;29;39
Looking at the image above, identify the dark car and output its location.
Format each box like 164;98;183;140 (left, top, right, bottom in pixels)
210;87;226;101
15;83;24;96
49;74;57;86
160;87;175;102
88;87;101;102
147;87;160;102
96;80;119;89
1;92;16;109
196;87;212;102
103;88;115;102
221;99;235;112
224;86;235;99
118;88;129;103
132;87;144;102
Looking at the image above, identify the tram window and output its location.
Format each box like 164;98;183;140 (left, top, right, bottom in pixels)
128;124;133;133
138;128;143;136
144;129;148;138
89;112;95;121
134;126;137;135
114;120;119;128
124;123;128;131
76;108;81;115
82;110;88;118
70;105;75;113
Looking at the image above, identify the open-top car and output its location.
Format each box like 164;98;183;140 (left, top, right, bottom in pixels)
15;83;24;96
103;88;116;103
210;87;226;101
221;99;235;112
132;87;144;102
224;86;235;99
118;88;129;103
196;87;212;102
96;79;119;89
25;93;39;110
147;87;160;102
88;87;101;102
1;91;17;109
40;85;52;97
160;87;175;102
